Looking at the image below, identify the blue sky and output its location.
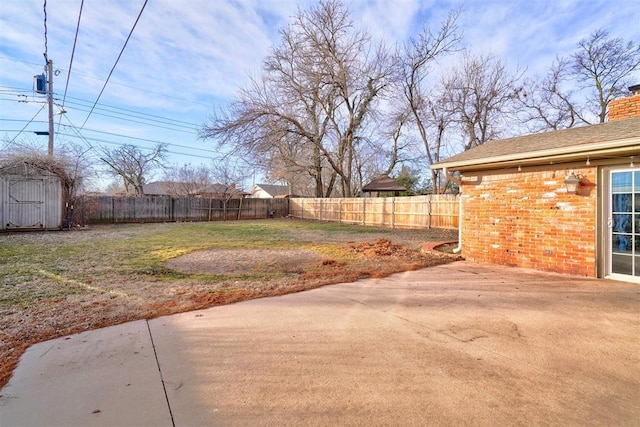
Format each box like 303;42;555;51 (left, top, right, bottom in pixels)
1;0;638;189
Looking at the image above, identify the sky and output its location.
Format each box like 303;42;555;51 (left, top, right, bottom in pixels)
0;0;638;190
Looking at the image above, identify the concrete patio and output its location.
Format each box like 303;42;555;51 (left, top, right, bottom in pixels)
1;261;639;426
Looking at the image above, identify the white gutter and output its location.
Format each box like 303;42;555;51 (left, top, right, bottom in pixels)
432;137;640;171
443;167;462;185
443;167;463;254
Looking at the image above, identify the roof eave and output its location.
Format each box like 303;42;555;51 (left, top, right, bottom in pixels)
431;137;640;172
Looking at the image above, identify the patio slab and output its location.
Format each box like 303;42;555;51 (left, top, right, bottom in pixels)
2;261;639;426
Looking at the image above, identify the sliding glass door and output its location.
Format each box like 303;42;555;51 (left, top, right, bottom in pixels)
610;170;640;279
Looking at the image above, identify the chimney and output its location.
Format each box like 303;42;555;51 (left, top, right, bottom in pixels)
608;84;640;121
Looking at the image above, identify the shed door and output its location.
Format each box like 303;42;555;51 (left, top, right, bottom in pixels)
608;170;639;281
7;178;44;228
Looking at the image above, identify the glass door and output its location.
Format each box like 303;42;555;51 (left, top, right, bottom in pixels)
610;170;640;279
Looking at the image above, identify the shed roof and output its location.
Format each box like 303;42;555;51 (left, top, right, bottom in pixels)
432;116;640;172
0;160;70;186
362;175;407;192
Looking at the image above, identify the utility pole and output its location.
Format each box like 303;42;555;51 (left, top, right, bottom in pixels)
46;59;54;157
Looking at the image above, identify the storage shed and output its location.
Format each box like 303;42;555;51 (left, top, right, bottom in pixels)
1;162;64;231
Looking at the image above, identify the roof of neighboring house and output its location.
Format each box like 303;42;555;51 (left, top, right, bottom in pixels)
432;116;640;172
198;183;238;194
362;174;407;192
254;184;290;197
143;181;236;196
142;181;175;195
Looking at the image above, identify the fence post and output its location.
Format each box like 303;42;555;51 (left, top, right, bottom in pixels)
362;199;366;225
427;196;432;229
391;197;395;229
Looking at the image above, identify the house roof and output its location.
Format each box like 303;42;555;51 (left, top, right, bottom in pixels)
142;181;175;195
198;183;238;194
254;184;289;197
362;174;407;192
143;181;233;196
432;116;640;172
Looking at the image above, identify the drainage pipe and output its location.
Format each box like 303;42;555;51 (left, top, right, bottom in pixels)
443;167;463;254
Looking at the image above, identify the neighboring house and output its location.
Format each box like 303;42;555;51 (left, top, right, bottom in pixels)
361;174;407;197
142;181;243;198
250;184;290;198
431;85;640;283
0;162;64;231
141;181;180;196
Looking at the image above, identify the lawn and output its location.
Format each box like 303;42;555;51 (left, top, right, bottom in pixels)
0;218;459;388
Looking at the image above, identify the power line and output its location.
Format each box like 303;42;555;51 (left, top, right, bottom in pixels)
60;0;84;111
1;88;200;132
72;126;216;153
59;112;95;150
67;105;199;134
0;97;198;135
2;121;216;162
8;104;46;143
0;119;48;124
62;95;200;127
1;116;215;156
57;111;214;160
0;58;212;107
80;0;148;129
0;56;44;67
0;86;33;93
56;133;215;160
43;0;48;60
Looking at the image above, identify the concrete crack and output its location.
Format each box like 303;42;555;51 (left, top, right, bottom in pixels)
146;320;175;427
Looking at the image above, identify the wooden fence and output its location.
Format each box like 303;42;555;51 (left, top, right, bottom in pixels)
289;195;459;229
71;194;458;229
74;196;289;224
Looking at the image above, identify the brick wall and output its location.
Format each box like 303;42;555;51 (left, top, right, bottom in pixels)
460;165;597;276
608;93;640;121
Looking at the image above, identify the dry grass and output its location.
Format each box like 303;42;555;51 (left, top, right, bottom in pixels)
0;218;459;389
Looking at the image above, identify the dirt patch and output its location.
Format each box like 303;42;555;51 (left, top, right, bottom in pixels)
166;248;322;274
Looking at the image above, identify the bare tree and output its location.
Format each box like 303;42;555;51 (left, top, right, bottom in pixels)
394;10;461;194
443;53;522;150
209;158;251;220
201;0;392;197
162;163;213;196
518;28;640;129
517;58;590;131
572;28;640;122
99;144;167;196
210;158;251;197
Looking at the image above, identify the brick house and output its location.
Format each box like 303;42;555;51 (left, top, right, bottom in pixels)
431;87;640;283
